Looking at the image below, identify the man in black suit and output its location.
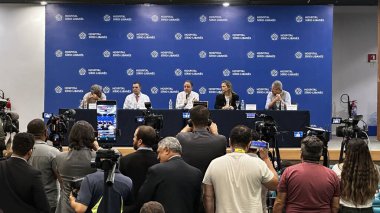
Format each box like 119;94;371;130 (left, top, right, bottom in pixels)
138;137;203;213
119;125;159;213
176;105;227;176
0;132;50;213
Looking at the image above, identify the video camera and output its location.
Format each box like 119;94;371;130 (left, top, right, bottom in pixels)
43;109;76;150
0;111;19;133
332;115;367;139
254;114;277;142
135;102;163;131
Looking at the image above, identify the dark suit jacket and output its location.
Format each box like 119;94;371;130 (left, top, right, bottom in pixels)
214;92;240;109
119;149;159;199
0;157;50;213
177;129;226;176
137;157;203;213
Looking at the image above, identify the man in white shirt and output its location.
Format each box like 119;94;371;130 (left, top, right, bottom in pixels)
175;80;199;109
123;82;151;109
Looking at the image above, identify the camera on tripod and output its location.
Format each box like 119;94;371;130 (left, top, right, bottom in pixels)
255;114;277;142
43;109;76;150
332;115;367;139
135;102;163;132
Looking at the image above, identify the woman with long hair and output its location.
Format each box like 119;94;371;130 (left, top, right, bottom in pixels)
55;120;99;213
214;80;240;110
332;138;379;213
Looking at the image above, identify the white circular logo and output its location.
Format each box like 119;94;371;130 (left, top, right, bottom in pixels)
247;87;255;95
271;69;278;77
296;15;303;23
199;87;207;95
271;33;278;41
151;15;159;22
247;15;255;23
55;50;63;57
103;86;110;94
175;33;182;40
126;68;134;76
295;87;303;95
199;15;207;22
127;33;134;40
103;50;111;58
151;87;159;94
199;51;207;58
79;68;86;75
247;51;255;59
104;14;111;22
174;68;182;76
55;14;63;21
79;32;87;40
151;51;159;58
295;51;303;59
223;33;230;40
55;86;63;94
223;69;230;77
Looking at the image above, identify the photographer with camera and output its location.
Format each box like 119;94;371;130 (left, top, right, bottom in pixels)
69;149;133;213
176;105;226;176
27;119;62;213
55;121;98;213
203;125;278;213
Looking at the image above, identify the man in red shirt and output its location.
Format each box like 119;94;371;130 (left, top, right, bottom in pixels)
273;136;340;213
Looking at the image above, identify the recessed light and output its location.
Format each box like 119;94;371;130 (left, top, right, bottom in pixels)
40;1;47;5
222;2;230;7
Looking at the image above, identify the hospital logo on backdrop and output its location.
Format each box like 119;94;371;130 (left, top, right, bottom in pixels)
127;33;134;40
247;87;255;95
247;51;255;59
151;15;159;22
79;32;87;39
126;68;134;76
247;15;255;22
223;33;230;40
103;14;111;22
199;15;207;22
103;86;110;94
103;50;111;58
175;33;182;40
223;69;231;77
295;51;303;59
199;87;207;95
199;51;207;58
271;69;278;77
55;86;63;94
55;14;63;21
174;69;182;76
295;88;303;95
55;50;63;57
296;15;303;23
151;87;159;94
271;33;278;41
151;51;159;58
79;68;86;75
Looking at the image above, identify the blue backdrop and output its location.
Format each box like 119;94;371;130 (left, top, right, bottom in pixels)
45;4;332;128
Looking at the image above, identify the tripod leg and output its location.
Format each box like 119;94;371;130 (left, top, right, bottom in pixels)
338;139;346;163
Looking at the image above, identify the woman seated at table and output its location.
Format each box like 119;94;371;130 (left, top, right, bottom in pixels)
214;80;240;110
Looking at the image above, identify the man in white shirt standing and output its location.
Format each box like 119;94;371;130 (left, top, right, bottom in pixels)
123;82;151;109
175;80;199;109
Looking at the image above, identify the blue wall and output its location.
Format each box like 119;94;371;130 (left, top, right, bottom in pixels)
45;4;332;127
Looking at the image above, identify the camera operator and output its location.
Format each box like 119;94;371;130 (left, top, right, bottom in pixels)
176;105;227;176
27;118;62;213
69;150;133;213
